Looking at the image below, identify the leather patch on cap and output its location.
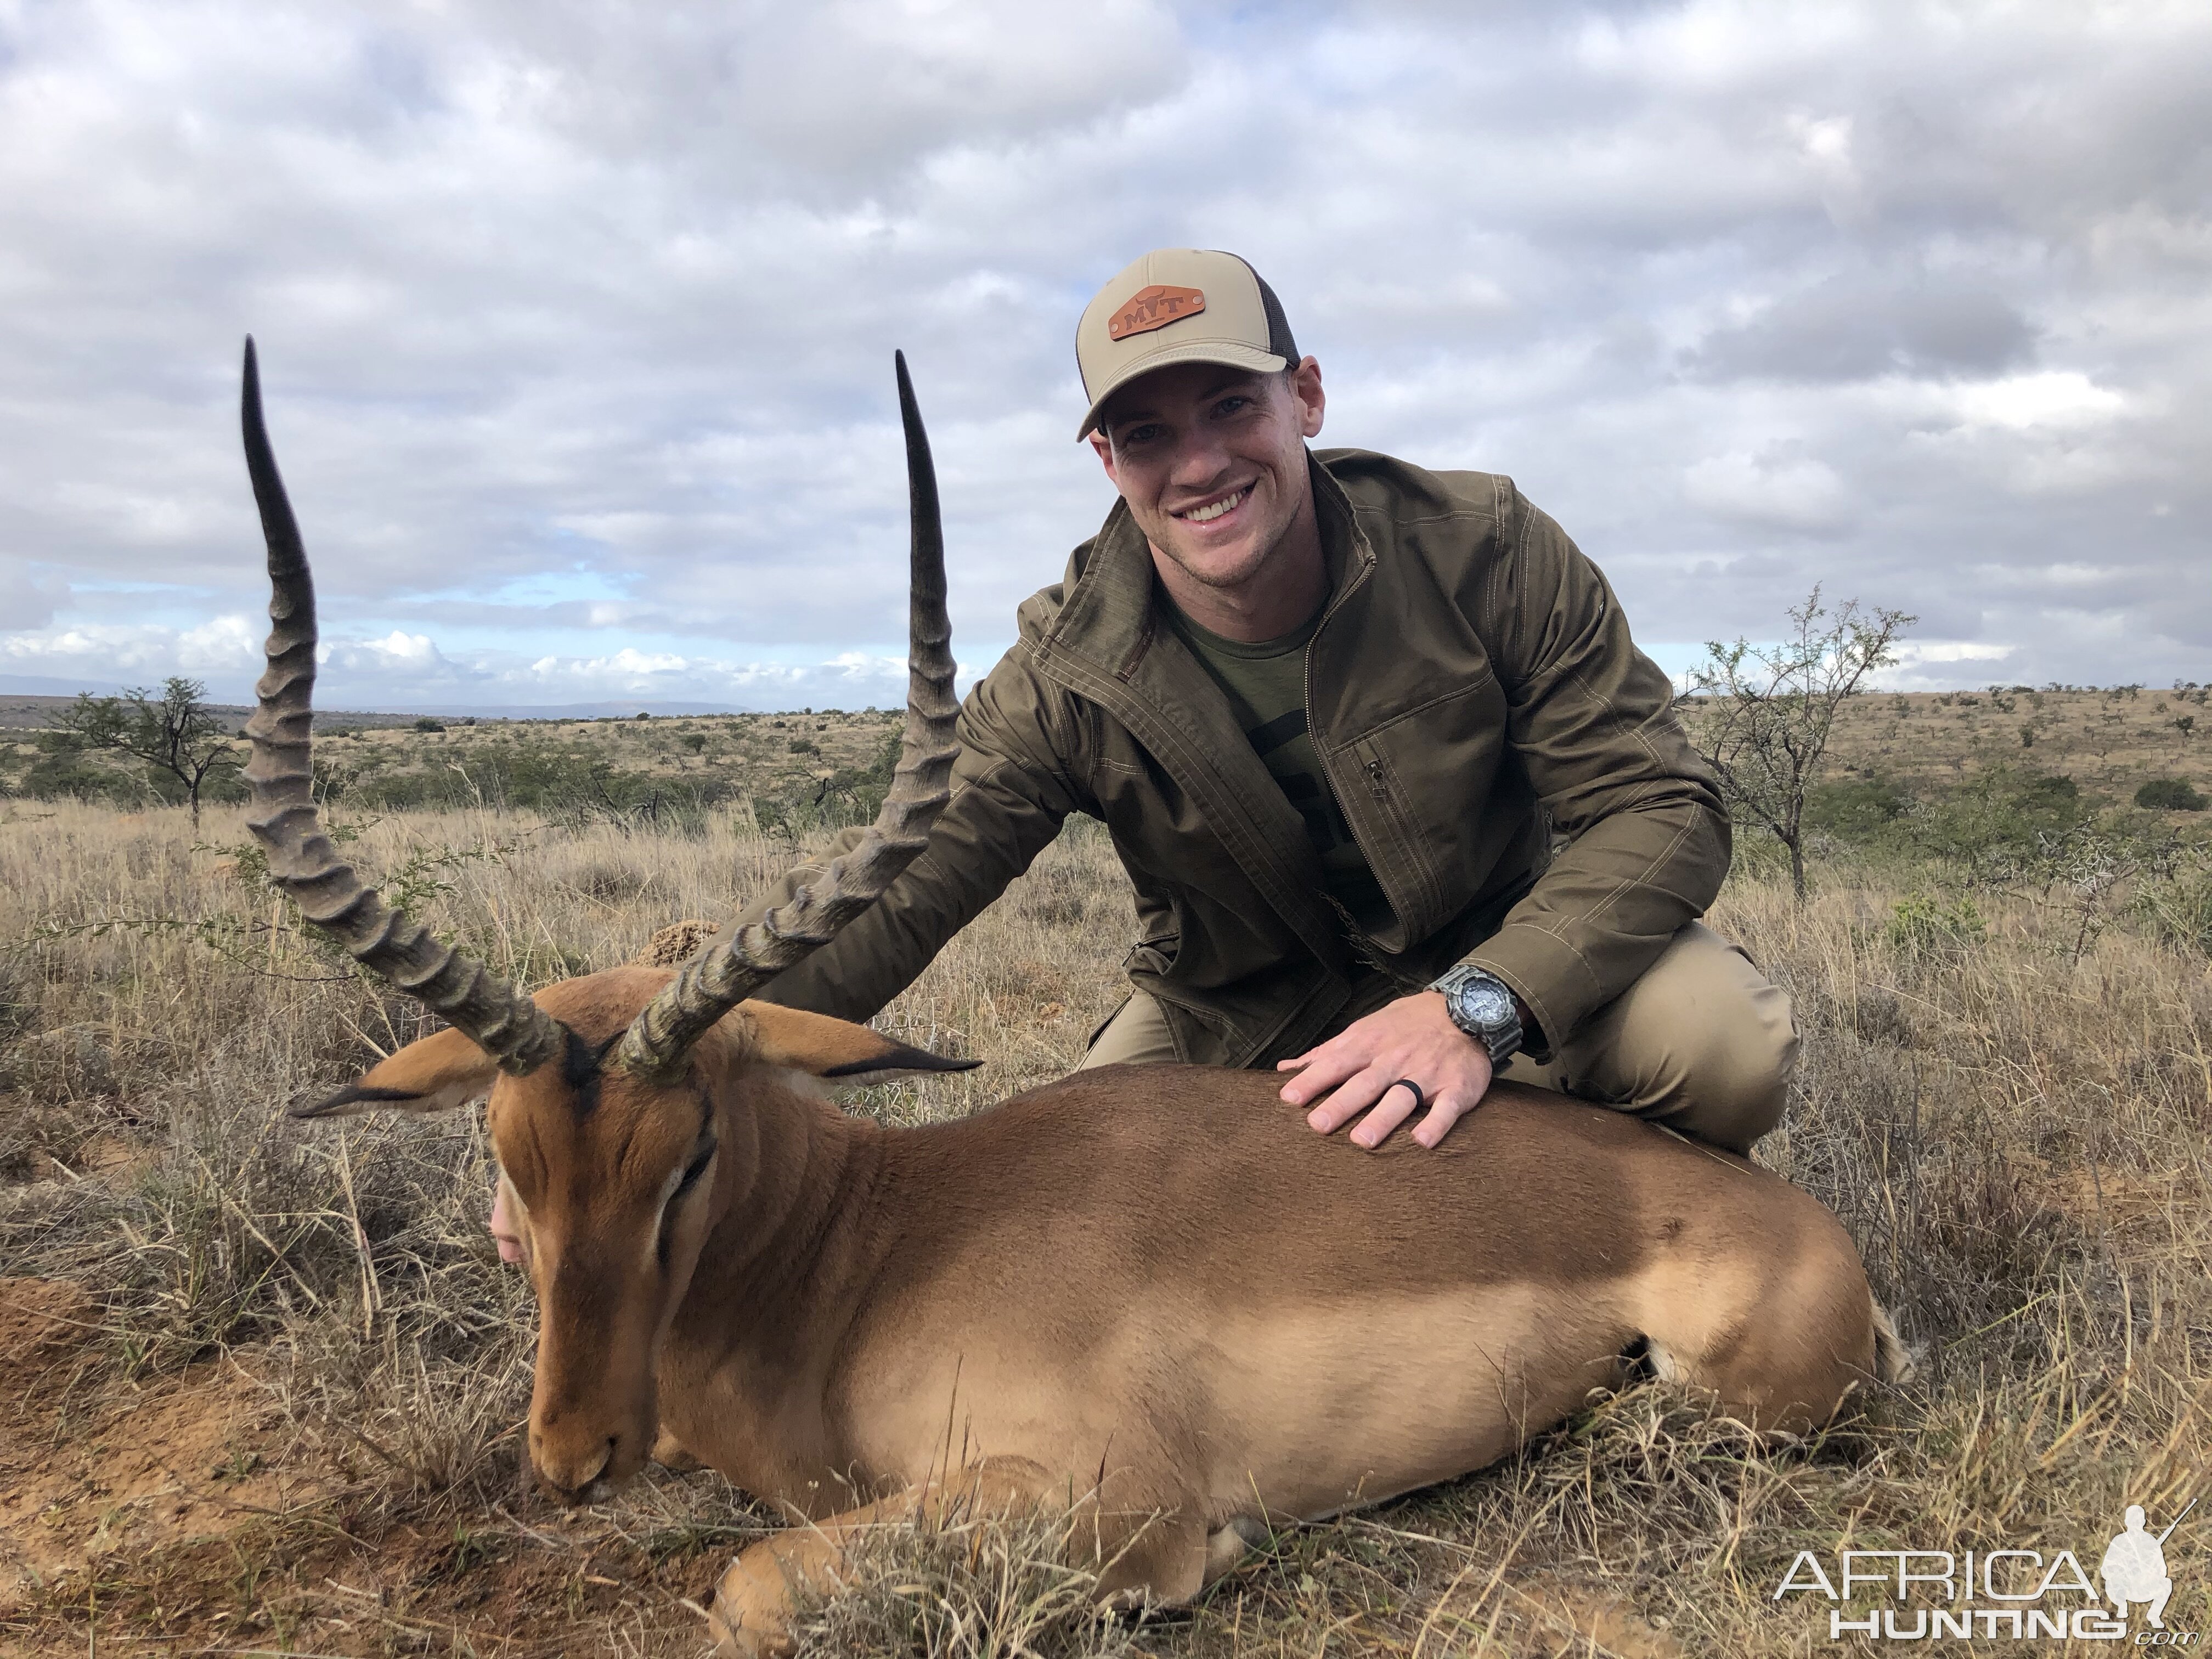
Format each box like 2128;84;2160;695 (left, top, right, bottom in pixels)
1108;284;1206;341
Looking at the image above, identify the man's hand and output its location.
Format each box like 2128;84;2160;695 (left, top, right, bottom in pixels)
490;1178;526;1266
1277;990;1492;1149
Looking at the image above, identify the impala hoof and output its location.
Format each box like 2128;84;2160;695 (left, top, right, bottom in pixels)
706;1597;791;1659
710;1549;803;1659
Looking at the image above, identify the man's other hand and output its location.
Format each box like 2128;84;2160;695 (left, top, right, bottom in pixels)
490;1178;525;1265
1277;990;1491;1149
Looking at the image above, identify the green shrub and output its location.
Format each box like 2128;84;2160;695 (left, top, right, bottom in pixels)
1900;768;2090;878
16;743;149;807
2132;860;2212;957
413;716;445;733
1804;775;1910;842
1884;893;1986;960
2135;777;2206;811
351;769;438;809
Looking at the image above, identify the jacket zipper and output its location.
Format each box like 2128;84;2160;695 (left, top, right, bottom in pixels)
1304;544;1391;927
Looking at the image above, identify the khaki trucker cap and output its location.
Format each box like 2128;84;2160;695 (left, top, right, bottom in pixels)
1074;249;1299;439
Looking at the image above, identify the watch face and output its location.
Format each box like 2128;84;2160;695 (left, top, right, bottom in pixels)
1455;980;1515;1028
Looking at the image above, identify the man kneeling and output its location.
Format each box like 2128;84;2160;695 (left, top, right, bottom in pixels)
491;249;1788;1263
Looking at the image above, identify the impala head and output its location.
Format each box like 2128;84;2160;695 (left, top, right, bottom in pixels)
237;339;966;1503
296;972;969;1500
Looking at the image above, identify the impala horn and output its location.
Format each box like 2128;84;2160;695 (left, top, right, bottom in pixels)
613;350;959;1079
239;338;566;1078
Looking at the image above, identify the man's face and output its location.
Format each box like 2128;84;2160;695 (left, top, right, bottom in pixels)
1089;357;1325;597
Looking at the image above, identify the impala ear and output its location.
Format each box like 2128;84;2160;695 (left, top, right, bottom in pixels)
293;1026;501;1119
737;1002;980;1088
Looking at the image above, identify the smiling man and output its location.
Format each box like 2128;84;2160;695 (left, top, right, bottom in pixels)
731;247;1795;1160
487;250;1789;1268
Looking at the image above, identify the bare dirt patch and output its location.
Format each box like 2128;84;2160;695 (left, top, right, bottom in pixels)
0;1278;312;1611
0;1277;747;1655
1503;1575;1688;1657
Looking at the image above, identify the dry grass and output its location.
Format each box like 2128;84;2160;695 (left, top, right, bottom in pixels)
0;795;2207;1654
782;1491;1161;1659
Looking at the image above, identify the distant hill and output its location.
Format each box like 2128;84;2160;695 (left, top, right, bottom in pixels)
377;698;816;721
0;678;794;727
0;674;134;699
0;694;421;732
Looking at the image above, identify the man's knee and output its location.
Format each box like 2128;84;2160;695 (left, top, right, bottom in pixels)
1076;992;1182;1070
1664;988;1796;1152
1557;921;1797;1154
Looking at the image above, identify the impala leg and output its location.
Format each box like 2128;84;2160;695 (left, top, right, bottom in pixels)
1642;1245;1882;1433
707;1463;1061;1658
707;1498;907;1659
1095;1511;1209;1608
650;1423;702;1471
1200;1515;1271;1587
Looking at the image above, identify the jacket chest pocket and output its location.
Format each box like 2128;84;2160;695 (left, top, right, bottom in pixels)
1331;675;1508;940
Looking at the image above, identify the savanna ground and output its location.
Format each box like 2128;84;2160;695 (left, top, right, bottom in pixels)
0;693;2208;1656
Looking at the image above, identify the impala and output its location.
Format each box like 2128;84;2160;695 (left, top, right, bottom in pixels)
237;341;1904;1655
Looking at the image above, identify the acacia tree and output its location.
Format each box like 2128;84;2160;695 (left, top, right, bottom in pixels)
1686;588;1914;902
49;676;241;827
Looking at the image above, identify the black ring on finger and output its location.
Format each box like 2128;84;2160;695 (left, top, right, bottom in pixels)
1387;1077;1426;1114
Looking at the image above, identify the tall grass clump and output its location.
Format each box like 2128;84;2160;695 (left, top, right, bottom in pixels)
785;1491;1159;1659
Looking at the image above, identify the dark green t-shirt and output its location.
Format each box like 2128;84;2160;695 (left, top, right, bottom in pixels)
1165;602;1393;934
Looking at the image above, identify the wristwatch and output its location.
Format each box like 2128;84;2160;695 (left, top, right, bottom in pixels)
1429;964;1523;1066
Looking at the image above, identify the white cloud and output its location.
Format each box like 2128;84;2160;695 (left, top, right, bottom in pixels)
0;614;988;712
544;647;689;682
340;631;448;670
176;613;260;670
1942;372;2130;431
0;0;2207;706
1682;451;1852;533
1894;640;2016;665
0;623;230;681
1878;638;2019;692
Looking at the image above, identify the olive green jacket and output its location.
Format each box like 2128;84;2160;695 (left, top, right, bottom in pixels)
757;448;1730;1068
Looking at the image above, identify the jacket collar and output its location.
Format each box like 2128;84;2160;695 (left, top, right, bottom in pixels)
1026;454;1377;984
1040;453;1371;669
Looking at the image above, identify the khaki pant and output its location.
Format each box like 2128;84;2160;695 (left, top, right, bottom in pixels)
1080;922;1795;1154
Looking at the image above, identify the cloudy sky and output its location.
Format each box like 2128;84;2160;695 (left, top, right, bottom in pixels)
2;0;2206;713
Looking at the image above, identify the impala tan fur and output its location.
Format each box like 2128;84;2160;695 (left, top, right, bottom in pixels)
236;341;1904;1657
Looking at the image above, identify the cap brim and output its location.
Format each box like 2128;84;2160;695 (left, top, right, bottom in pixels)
1076;340;1288;441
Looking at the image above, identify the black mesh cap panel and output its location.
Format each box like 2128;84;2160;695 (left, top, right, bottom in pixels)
1227;255;1299;364
1255;276;1299;364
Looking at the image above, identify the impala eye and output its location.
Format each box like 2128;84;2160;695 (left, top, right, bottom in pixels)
673;1139;716;1200
657;1139;715;1268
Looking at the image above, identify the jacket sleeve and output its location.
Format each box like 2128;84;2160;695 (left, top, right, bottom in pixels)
1462;485;1730;1051
747;652;1085;1024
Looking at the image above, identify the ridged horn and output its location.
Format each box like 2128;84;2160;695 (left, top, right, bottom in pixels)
613;351;958;1079
239;338;566;1077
